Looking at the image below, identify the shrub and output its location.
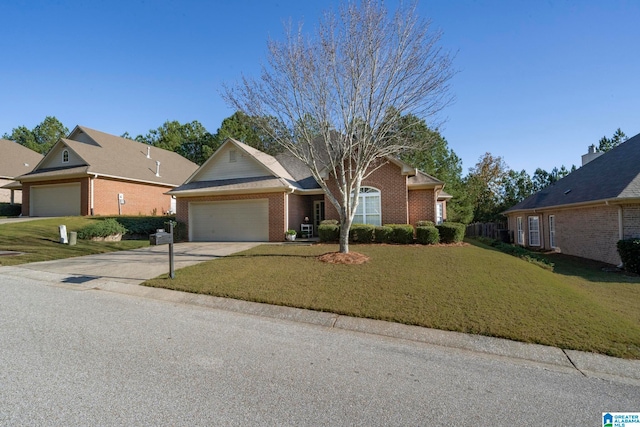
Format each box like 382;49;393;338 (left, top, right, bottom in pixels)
374;226;392;243
320;219;339;225
386;224;415;244
172;221;188;242
319;224;340;242
349;223;375;243
617;238;640;274
416;220;435;227
470;237;554;271
110;216;175;236
77;218;127;240
0;203;21;217
436;222;465;243
416;226;440;245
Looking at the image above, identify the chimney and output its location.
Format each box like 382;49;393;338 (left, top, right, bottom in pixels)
581;144;604;166
155;161;161;177
147;146;151;158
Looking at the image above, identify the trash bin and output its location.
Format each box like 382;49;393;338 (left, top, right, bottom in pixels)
69;231;77;246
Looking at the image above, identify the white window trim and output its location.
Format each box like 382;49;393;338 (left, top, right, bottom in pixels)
528;216;540;247
516;217;524;245
62;149;69;163
352;186;381;226
549;215;556;249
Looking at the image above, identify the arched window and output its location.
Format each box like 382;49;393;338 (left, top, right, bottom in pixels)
353;186;381;225
62;149;69;163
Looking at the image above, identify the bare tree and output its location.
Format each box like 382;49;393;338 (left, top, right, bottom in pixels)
225;0;455;253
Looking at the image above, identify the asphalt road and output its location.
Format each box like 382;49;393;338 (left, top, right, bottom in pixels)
1;274;638;426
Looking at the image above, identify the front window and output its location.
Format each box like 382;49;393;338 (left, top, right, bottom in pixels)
528;216;540;246
353;187;381;226
436;202;444;225
549;215;556;248
62;149;69;163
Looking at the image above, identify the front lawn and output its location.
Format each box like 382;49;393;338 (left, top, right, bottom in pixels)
143;242;640;359
0;217;149;266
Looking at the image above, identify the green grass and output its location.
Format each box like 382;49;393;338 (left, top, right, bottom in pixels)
0;217;149;266
143;242;640;359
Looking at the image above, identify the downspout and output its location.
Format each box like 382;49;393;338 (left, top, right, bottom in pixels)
618;205;624;268
90;174;97;216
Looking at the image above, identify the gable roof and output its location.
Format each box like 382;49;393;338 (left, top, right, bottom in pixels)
506;132;640;213
18;126;198;187
0;139;43;179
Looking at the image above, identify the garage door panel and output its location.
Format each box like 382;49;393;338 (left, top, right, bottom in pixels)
30;183;81;217
190;200;269;241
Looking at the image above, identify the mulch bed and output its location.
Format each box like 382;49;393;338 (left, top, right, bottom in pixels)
317;251;370;264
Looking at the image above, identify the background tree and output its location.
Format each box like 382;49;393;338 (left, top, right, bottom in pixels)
135;120;216;165
3;116;68;154
598;128;628;152
501;169;535;211
211;111;284;155
225;0;455;253
396;113;472;223
465;152;508;222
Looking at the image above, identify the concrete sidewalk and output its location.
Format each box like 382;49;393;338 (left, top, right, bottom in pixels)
2;242;639;386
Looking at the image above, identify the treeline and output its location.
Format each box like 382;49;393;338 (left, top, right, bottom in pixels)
3;116;627;224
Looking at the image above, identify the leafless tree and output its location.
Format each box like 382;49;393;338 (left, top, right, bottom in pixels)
225;0;455;253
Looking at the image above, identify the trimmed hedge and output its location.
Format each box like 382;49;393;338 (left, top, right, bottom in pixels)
374;225;392;243
416;220;435;227
320;219;339;225
0;203;21;217
319;224;340;242
617;238;640;274
109;216;175;236
436;222;465;243
349;223;375;243
77;218;127;240
386;224;415;244
416;226;440;245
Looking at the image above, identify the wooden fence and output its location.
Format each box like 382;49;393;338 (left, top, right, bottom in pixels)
465;222;511;242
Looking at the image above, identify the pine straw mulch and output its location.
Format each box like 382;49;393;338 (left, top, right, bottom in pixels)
317;251;370;264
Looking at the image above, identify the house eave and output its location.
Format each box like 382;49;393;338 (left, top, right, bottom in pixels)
503;197;640;215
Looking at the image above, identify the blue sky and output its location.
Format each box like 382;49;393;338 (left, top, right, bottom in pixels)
2;0;638;174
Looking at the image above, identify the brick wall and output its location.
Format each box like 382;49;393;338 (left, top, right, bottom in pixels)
408;189;437;225
176;192;287;242
93;178;172;216
0;179;20;204
622;204;640;239
324;161;408;224
508;204;624;265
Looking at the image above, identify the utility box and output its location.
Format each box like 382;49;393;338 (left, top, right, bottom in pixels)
149;231;173;245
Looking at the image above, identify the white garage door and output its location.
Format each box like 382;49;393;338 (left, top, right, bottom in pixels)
30;183;81;217
189;199;269;241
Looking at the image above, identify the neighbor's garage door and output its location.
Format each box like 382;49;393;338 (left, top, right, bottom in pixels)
30;183;81;217
189;199;269;241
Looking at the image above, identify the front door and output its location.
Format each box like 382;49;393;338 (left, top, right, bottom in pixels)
313;200;325;237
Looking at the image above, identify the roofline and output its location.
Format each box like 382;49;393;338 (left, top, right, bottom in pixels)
88;172;179;187
503;197;640;215
17;169;178;187
407;182;441;190
168;186;292;197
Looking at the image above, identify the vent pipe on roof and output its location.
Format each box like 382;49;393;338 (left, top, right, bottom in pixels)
147;146;151;158
155;161;161;177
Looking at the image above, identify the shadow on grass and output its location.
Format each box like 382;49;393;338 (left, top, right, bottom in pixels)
466;238;640;284
222;253;323;260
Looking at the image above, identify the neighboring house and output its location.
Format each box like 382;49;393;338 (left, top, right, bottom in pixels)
0;139;43;204
16;126;199;217
504;133;640;265
169;138;450;242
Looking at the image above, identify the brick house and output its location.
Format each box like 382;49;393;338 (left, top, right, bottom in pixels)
16;126;198;217
504;132;640;265
0;139;43;204
169;138;450;242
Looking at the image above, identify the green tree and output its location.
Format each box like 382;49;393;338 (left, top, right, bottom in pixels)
465;153;509;223
211;111;284;156
598;128;628;152
136;120;215;165
501;169;535;210
396;114;472;223
3;116;68;154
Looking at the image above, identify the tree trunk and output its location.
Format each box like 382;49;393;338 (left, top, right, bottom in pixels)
338;215;353;253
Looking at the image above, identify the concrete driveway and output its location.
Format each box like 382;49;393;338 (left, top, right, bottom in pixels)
13;242;261;285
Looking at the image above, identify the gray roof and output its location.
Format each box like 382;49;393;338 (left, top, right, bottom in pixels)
0;139;43;179
506;132;640;212
18;126;198;187
169;177;291;195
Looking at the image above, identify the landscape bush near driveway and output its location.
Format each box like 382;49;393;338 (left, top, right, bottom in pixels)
143;242;640;359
